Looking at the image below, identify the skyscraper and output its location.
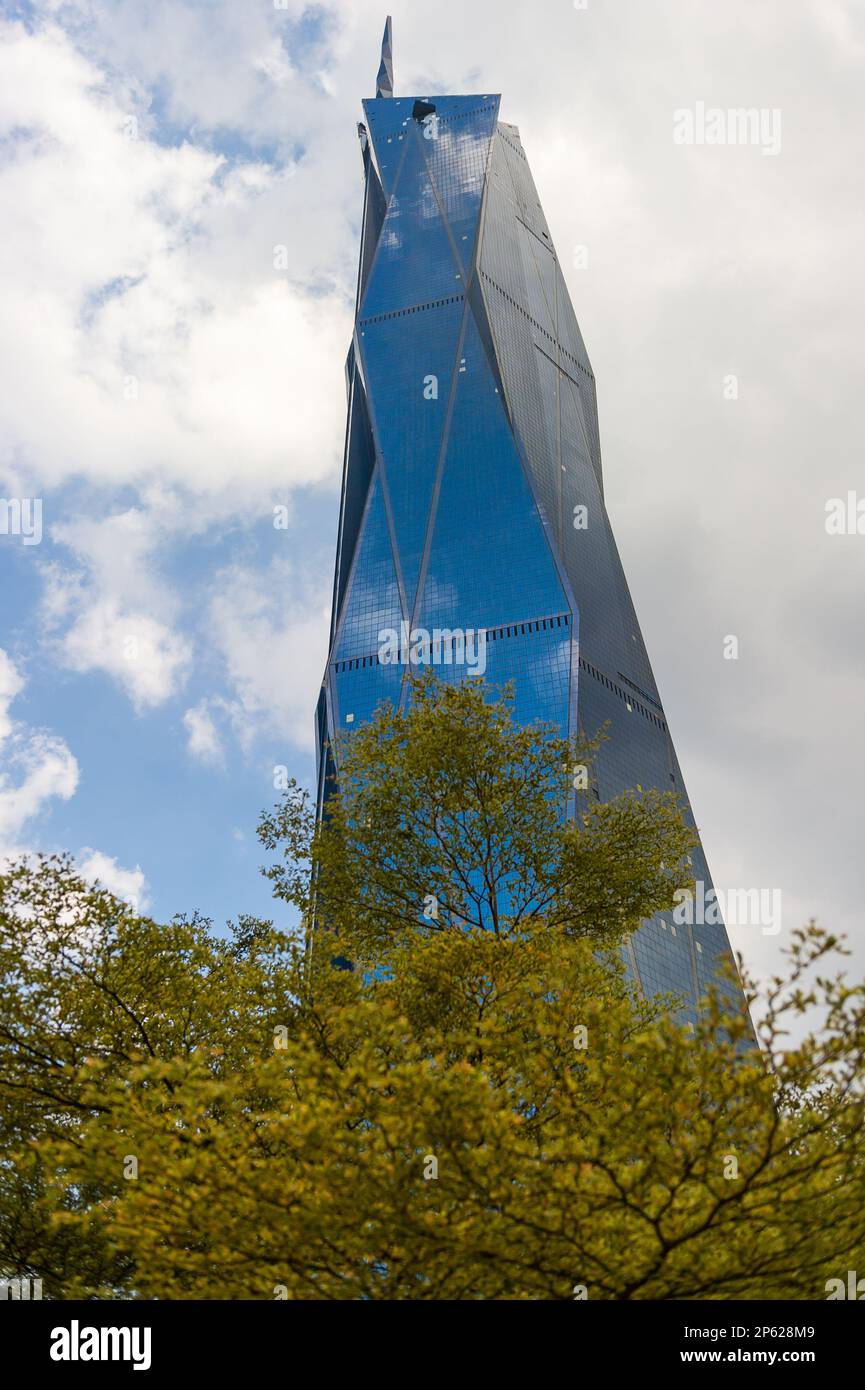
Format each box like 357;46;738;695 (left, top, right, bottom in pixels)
315;19;749;1024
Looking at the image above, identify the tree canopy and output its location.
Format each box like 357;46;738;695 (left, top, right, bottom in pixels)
1;679;863;1299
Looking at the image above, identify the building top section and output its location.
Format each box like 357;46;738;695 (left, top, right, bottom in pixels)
361;94;502;194
362;94;502;134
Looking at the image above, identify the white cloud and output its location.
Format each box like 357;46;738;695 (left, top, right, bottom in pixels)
0;650;148;910
183;700;225;765
41;504;194;710
58;600;192;711
0;647;25;742
0;19;350;502
0;648;80;857
77;848;150;913
206;557;330;750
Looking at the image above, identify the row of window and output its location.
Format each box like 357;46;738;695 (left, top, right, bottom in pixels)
436;100;497;128
617;671;664;714
374;98;495;120
359;293;464;329
334;653;380;674
486;612;571;641
332;613;573;674
480;270;595;383
578;656;668;732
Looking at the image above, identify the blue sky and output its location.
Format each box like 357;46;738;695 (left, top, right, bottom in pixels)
1;0;864;988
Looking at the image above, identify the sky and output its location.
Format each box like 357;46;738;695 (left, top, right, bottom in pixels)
0;0;863;995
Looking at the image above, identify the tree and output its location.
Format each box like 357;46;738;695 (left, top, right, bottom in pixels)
1;678;863;1299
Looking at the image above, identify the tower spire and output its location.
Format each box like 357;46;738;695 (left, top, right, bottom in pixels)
375;15;393;98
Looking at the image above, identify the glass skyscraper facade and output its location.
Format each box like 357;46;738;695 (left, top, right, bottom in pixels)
315;23;749;1025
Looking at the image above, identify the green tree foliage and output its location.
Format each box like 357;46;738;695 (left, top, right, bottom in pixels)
1;680;863;1299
